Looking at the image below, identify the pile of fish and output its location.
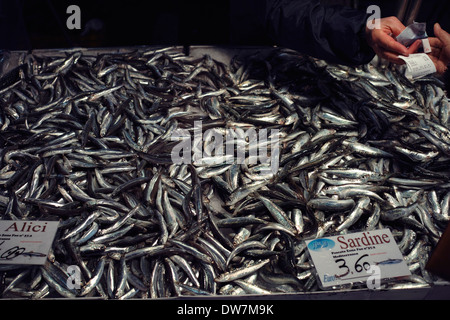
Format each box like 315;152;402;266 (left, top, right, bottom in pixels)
0;45;449;299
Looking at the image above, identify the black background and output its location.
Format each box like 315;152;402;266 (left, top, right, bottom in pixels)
1;0;450;50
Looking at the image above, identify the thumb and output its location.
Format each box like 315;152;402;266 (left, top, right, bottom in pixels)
434;23;450;44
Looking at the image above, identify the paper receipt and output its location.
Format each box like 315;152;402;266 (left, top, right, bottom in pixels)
398;53;436;80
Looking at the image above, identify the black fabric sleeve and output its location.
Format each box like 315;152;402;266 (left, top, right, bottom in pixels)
263;0;376;66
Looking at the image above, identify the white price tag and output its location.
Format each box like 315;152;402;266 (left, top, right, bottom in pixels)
398;53;436;80
0;220;59;265
305;229;411;289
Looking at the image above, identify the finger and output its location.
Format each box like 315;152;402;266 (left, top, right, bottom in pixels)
434;61;447;74
427;55;447;74
434;23;450;44
428;46;442;59
377;49;406;64
375;31;408;55
382;16;406;36
428;37;443;49
427;54;438;64
406;40;422;54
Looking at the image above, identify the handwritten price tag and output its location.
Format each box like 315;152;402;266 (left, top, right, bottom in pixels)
0;220;59;265
305;229;411;289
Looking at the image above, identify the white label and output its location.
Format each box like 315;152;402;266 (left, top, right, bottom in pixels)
0;220;59;265
305;229;411;289
399;53;436;80
422;38;431;54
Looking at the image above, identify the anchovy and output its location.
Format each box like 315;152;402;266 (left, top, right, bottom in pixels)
79;256;106;296
233;279;274;295
307;198;355;212
225;240;268;267
381;203;419;222
1;46;449;299
335;197;371;232
215;259;271;283
256;194;297;235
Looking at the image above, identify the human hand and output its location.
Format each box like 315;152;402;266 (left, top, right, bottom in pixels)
427;23;450;74
365;16;421;64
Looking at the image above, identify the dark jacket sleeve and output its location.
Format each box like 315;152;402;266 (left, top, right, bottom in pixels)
263;0;376;66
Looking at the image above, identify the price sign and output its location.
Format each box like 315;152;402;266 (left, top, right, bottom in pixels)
305;229;411;289
0;220;59;265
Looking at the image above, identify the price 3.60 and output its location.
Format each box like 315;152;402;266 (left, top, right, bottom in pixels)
334;254;371;278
